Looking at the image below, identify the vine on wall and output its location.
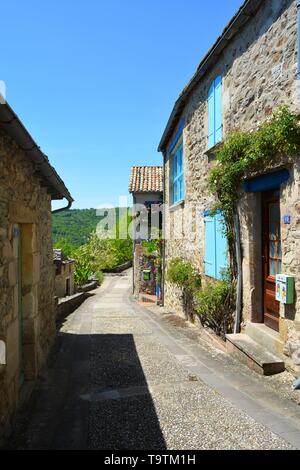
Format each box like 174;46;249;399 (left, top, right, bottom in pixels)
208;106;300;275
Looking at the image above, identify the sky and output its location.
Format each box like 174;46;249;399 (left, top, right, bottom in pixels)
1;0;243;209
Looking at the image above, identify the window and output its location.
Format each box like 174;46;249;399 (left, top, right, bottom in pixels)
208;76;223;149
172;141;184;204
204;210;228;279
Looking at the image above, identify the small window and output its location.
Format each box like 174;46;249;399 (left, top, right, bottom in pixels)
204;211;228;279
172;141;184;204
208;76;223;149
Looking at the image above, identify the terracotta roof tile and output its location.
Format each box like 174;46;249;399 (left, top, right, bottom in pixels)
129;166;163;193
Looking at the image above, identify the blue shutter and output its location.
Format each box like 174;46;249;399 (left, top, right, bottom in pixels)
204;213;216;277
215;212;228;279
214;76;222;144
208;82;215;149
178;146;184;201
173;152;177;203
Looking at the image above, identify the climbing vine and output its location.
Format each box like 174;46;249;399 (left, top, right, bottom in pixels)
209;106;300;274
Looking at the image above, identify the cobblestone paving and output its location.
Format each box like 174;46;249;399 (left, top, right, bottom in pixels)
7;271;298;449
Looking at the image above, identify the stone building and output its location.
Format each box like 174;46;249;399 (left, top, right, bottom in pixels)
53;249;76;298
158;0;300;373
129;166;163;300
0;101;73;440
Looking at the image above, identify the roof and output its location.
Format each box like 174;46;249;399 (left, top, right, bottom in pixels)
129;166;163;193
158;0;262;152
53;249;75;265
0;100;73;202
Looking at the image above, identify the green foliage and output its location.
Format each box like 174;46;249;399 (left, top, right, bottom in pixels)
166;258;201;291
194;279;235;337
54;238;76;257
74;258;93;286
52;209;102;247
54;208;133;286
141;240;160;255
94;271;104;285
209;107;300;221
74;231;132;273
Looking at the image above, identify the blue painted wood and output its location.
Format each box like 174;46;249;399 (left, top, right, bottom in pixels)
204;210;228;279
168;119;185;154
208;82;215;149
215;212;228;279
204;213;216;277
173;142;184;203
214;76;223;145
243;169;290;193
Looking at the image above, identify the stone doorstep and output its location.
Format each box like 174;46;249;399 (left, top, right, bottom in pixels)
226;333;285;376
245;322;285;359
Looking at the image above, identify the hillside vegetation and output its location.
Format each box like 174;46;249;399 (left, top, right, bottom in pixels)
53;208;133;285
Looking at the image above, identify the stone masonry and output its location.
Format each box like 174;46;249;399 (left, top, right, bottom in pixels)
0;128;56;440
161;0;300;370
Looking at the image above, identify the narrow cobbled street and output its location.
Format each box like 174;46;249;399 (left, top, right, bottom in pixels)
8;270;300;450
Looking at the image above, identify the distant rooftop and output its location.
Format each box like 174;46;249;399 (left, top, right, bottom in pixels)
129;166;163;193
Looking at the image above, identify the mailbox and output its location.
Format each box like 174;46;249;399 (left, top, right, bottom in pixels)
276;274;295;304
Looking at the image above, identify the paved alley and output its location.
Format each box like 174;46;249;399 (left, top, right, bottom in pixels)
7;270;300;450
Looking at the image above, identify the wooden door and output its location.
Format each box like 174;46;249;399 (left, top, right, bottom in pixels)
262;191;281;331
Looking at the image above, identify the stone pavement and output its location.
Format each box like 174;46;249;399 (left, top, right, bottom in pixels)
6;270;300;450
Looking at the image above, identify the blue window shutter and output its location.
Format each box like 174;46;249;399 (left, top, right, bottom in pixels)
208;82;215;149
215;212;228;279
214;76;222;144
204;214;216;277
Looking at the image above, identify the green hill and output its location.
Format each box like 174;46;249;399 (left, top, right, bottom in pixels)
52;208;128;248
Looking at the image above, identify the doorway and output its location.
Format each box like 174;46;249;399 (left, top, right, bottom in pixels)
14;224;24;386
262;190;281;332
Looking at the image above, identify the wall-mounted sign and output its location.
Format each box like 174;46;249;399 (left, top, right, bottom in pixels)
276;274;295;304
283;215;291;225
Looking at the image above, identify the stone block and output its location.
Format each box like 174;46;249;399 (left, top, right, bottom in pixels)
226;333;285;376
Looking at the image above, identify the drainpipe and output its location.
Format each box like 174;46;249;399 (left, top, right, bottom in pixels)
161;150;166;307
293;0;300;389
233;212;242;334
298;0;300;95
51;199;73;214
132;194;136;295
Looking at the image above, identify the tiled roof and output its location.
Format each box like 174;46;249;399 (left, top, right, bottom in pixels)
129;166;163;193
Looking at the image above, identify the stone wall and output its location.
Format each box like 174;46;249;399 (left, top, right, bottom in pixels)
163;0;300;361
133;243;157;297
54;263;75;298
0;128;56;440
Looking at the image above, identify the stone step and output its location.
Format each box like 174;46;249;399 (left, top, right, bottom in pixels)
245;322;284;359
226;333;285;376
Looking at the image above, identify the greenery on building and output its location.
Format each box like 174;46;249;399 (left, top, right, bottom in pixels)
209;106;300;257
194;278;235;338
166;258;233;337
167;107;300;336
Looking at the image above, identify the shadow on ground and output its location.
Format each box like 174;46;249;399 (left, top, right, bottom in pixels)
6;332;166;450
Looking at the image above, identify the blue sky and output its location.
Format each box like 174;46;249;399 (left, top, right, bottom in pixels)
1;0;243;209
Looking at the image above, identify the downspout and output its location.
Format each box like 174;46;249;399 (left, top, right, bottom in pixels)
132;194;136;295
298;0;300;93
161;150;166;307
293;0;300;391
51;199;73;214
233;212;242;334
